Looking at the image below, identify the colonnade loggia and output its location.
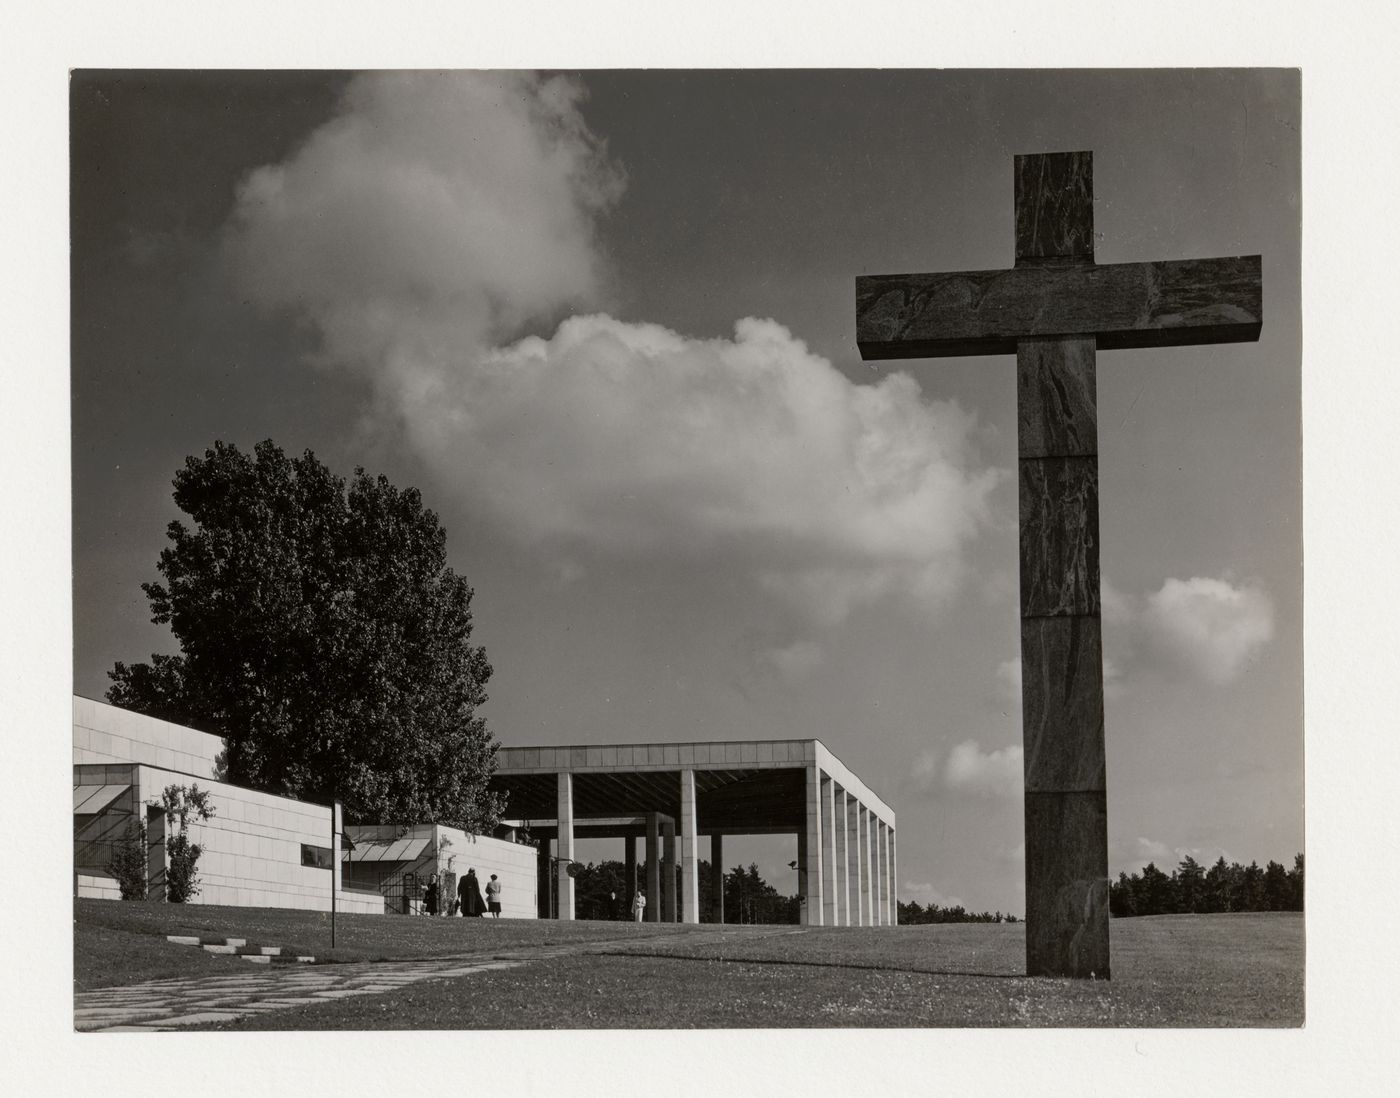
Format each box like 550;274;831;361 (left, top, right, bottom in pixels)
545;765;898;925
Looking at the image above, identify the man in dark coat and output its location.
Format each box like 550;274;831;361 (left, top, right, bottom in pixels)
459;868;486;916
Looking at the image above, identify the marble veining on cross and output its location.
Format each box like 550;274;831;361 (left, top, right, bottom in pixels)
855;151;1262;978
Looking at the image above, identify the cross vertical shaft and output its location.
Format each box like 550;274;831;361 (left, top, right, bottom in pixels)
1015;153;1109;977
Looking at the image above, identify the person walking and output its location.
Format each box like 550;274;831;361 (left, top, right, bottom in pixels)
632;888;647;922
485;873;503;918
459;868;486;917
424;873;440;916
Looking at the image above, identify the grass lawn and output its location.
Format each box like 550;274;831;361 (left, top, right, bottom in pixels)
73;897;714;990
76;899;1302;1027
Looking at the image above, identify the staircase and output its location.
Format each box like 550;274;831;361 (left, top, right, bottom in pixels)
166;935;317;964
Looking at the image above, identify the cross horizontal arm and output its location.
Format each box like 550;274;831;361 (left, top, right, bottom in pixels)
856;255;1260;360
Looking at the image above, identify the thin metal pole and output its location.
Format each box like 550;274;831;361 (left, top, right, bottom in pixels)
331;801;340;949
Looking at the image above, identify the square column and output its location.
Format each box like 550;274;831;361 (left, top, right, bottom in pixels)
878;822;890;925
646;811;661;922
680;770;700;924
146;804;166;900
834;787;849;926
821;773;838;927
888;828;898;925
556;772;575;920
711;835;724;923
846;797;863;926
859;805;873;925
537;838;552;918
662;819;677;922
625;834;638;914
802;764;824;925
796;826;808;924
868;812;879;924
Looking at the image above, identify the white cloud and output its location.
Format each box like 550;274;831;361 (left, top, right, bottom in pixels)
944;739;1023;798
761;640;824;680
225;71;1002;625
225;71;623;365
1142;576;1274;685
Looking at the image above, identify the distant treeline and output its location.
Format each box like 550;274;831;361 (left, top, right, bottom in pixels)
1111;853;1303;917
566;859;801;924
897;901;1019;924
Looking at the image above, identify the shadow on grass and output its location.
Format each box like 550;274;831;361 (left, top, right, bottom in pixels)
590;948;1027;980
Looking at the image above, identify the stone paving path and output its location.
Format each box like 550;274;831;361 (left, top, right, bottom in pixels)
75;956;524;1031
76;925;807;1032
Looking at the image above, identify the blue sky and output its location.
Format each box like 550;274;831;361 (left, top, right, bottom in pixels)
68;68;1301;915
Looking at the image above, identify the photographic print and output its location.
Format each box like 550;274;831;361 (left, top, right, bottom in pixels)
70;67;1302;1032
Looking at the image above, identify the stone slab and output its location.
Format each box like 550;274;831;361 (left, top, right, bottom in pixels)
1020;616;1106;793
1017;337;1097;459
1019;456;1099;617
1015;151;1094;263
856;255;1262;359
1024;790;1110;978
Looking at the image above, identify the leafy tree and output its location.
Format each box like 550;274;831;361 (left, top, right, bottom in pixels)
108;440;502;830
157;783;215;903
723;863;799;924
1287;853;1305;911
569;859;632;920
108;820;149;901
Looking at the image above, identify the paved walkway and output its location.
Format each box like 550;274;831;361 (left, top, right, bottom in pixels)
75;956;525;1031
76;925;807;1032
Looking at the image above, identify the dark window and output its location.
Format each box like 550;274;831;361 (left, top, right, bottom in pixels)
301;843;333;870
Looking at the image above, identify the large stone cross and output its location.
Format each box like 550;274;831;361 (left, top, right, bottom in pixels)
855;151;1261;978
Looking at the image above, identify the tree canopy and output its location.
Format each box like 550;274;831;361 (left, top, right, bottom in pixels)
108;440;503;830
1109;853;1303;917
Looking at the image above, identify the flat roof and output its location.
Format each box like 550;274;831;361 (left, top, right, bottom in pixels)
490;738;893;831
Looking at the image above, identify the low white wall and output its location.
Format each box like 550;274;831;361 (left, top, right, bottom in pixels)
76;872;121;901
135;764;386;912
74;760;383;914
342;825;539;918
436;827;538;919
73;696;223;779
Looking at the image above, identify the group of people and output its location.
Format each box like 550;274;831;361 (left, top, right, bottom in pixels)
421;869;502;917
422;873;650;921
